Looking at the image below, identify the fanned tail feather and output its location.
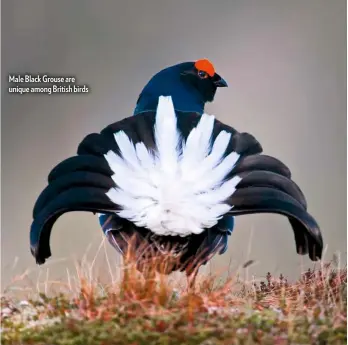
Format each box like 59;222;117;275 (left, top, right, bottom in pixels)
29;96;323;265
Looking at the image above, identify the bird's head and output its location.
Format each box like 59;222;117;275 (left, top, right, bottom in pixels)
134;59;228;115
179;59;228;103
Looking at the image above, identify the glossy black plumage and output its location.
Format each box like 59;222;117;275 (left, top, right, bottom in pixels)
30;110;323;270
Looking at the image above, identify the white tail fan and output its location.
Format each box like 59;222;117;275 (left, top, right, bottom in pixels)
104;96;242;236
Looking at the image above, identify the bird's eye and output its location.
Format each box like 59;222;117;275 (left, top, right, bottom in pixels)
198;70;208;79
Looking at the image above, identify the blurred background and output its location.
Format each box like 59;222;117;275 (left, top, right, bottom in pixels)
2;0;346;291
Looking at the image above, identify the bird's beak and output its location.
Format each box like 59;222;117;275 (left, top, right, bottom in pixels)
213;74;228;87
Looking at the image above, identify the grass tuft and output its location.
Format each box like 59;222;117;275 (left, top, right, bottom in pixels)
1;258;347;345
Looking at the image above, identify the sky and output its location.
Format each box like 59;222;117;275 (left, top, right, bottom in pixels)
2;0;346;290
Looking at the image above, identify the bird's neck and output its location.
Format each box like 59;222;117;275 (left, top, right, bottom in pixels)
133;77;206;116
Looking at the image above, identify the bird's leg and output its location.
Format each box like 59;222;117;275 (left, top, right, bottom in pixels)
140;254;158;294
142;263;156;281
186;267;199;292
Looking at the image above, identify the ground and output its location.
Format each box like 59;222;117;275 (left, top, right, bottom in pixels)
1;259;346;345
